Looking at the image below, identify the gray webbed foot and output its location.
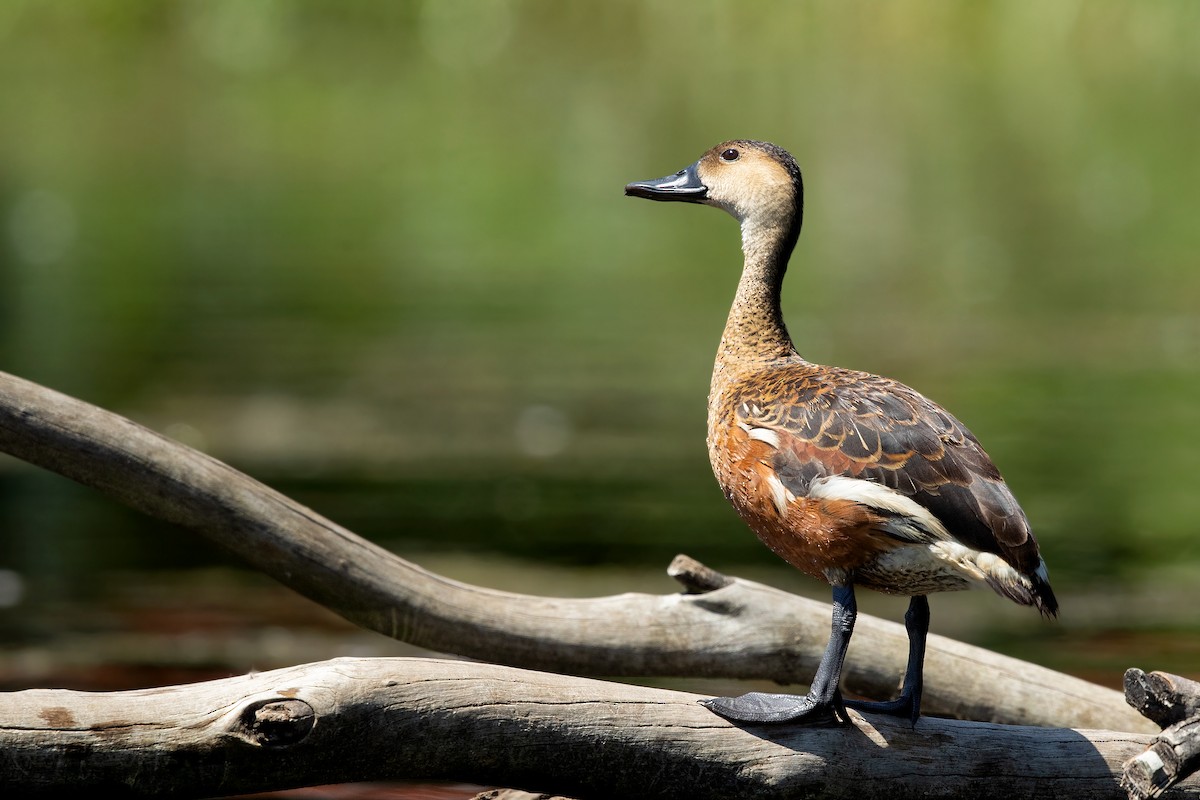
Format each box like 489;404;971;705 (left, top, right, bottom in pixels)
700;691;849;725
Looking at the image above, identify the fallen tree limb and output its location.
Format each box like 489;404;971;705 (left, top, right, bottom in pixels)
0;369;1153;732
1126;670;1200;730
1123;670;1200;799
0;657;1189;800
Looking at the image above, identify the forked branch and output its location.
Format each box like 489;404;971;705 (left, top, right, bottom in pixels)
0;369;1152;733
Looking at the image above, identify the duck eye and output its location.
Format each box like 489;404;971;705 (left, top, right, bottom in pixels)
720;148;740;162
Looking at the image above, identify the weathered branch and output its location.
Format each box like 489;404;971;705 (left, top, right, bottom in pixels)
1124;670;1200;799
1;657;1190;800
1126;670;1200;730
0;369;1153;733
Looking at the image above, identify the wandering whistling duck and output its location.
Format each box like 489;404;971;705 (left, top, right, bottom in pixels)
625;140;1058;725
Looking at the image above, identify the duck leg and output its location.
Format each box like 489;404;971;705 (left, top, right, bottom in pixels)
844;594;929;726
700;584;857;725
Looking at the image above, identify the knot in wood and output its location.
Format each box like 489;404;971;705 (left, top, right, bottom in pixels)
237;698;315;748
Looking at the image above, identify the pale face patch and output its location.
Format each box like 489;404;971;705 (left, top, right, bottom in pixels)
697;147;797;229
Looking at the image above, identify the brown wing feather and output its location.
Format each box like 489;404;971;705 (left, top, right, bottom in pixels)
729;365;1045;578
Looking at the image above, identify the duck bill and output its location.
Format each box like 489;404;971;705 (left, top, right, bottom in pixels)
624;162;708;203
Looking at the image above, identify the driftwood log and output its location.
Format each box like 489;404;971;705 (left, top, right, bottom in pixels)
0;368;1189;797
0;657;1188;799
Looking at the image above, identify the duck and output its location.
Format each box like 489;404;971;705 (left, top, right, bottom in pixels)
624;140;1057;726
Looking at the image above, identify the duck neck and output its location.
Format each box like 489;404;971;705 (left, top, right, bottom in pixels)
716;219;800;370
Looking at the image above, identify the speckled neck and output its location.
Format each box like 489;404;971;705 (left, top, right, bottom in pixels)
715;218;801;370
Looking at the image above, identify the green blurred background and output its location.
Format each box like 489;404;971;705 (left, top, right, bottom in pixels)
1;1;1198;692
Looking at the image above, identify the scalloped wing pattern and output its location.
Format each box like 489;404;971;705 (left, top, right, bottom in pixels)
722;364;1046;584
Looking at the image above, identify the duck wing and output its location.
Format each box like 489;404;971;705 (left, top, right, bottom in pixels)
729;365;1045;580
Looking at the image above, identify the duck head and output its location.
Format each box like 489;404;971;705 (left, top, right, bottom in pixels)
625;140;804;236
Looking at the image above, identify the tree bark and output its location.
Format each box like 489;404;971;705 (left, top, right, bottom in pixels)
0;369;1153;734
1;657;1189;800
1125;671;1200;730
1123;670;1200;799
